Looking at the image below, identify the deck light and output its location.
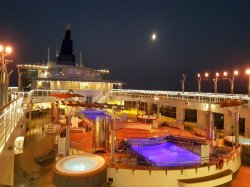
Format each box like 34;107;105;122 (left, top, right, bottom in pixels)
5;46;12;54
246;69;250;96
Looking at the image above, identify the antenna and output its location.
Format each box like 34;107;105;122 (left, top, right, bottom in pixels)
47;47;50;65
66;24;71;30
79;51;83;67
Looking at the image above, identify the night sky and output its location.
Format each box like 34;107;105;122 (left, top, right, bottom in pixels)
1;0;250;93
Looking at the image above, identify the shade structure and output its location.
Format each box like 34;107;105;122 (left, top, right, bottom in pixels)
58;101;127;110
217;99;244;107
50;93;84;99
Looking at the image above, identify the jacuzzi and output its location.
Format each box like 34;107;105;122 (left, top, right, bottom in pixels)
53;153;107;187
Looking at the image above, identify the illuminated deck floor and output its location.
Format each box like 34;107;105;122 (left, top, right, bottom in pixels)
13;116;250;187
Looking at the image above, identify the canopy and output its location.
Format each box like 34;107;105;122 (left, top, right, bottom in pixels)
217;99;244;107
50;93;84;99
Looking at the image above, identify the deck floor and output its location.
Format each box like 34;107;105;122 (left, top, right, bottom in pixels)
13;116;250;187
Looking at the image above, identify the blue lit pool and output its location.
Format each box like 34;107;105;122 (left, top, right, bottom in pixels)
130;141;200;166
83;110;111;120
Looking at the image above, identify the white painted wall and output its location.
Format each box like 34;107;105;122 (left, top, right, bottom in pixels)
107;155;241;187
109;95;250;138
176;107;185;125
197;110;207;130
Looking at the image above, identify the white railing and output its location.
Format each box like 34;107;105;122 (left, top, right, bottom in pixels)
17;88;250;108
111;143;241;170
111;89;250;106
0;97;24;153
96;90;111;103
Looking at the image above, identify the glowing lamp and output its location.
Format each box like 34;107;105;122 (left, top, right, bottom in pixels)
246;69;250;75
5;46;12;54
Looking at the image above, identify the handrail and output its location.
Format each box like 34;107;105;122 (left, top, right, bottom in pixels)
111;89;250;107
0;97;24;153
18;89;250;104
110;142;241;171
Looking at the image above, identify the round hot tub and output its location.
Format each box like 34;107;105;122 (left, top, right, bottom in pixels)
53;154;107;187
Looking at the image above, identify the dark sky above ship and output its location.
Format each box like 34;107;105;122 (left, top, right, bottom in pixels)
1;0;250;93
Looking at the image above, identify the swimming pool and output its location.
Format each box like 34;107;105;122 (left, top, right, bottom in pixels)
82;110;111;120
130;141;200;166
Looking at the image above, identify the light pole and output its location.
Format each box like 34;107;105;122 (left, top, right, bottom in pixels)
197;72;209;94
0;45;13;107
213;72;219;94
180;74;186;94
223;70;238;95
246;69;250;96
197;74;201;94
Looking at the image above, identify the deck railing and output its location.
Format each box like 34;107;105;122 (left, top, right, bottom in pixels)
111;89;250;106
0;97;24;153
110;142;241;171
15;89;250;108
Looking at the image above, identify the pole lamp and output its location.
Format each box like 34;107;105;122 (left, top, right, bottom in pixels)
0;45;12;70
197;72;209;94
246;69;250;96
180;74;186;94
213;72;219;94
197;73;201;94
0;45;13;107
223;70;238;95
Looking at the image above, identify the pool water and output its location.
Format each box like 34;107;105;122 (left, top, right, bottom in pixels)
83;110;111;120
55;154;105;174
64;157;97;172
130;141;200;166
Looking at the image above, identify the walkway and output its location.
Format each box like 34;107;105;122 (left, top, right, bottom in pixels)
14;117;56;187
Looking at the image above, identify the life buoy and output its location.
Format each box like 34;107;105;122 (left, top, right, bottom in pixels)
216;157;224;169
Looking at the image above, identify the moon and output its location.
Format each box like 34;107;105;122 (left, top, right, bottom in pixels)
151;33;157;41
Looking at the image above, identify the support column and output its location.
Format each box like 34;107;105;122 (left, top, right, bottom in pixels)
245;118;250;138
110;118;115;164
224;109;236;138
234;112;239;146
156;102;161;117
0;70;8;107
197;110;206;130
146;102;153;115
136;100;139;117
65;115;71;156
206;111;214;143
51;103;59;123
176;107;185;125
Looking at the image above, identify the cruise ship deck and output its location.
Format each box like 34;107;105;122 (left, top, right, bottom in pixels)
10;113;250;187
0;28;250;187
